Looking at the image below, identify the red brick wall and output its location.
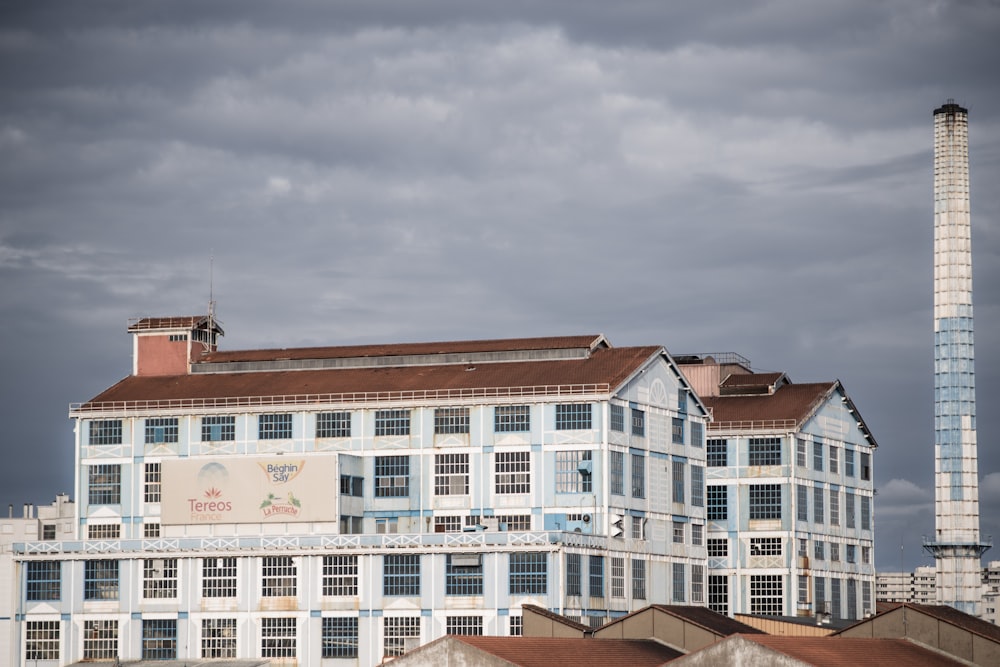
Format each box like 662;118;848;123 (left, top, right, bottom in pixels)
136;334;189;376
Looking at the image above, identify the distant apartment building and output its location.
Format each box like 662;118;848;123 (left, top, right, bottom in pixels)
676;354;877;621
875;566;938;605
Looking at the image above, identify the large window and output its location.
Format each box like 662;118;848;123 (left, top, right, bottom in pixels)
707;485;727;521
672;417;684;444
435;407;470;434
88;464;121;505
203;557;237;598
202;415;235;441
25;620;60;661
261;617;296;659
317;411;351;438
384;555;420;596
861;496;871;530
610;404;625;432
611;557;625;598
322;555;358;597
814;486;825;524
610;451;624;495
748;484;782;520
509;552;547;595
143;558;178;599
555;403;592;430
446;616;483;636
322;617;358;659
589;555;604;598
797;484;809;521
691;421;704;448
672;460;685;503
446;554;483;596
375;409;411;436
631;408;645;436
813;439;824;471
830;489;840;525
434;453;469;495
555;450;592;493
145;417;179;444
861;452;871;481
84;560;119;600
750;537;782;556
383;617;420;658
83;620;118;660
749;437;781;466
566;553;582;596
26;561;60;601
262;556;296;597
496;451;530;494
672;563;686;602
202;618;237;659
142;619;177;660
144;462;161;503
691;465;704;507
259;413;292;439
707;439;728;467
375;455;410;497
845;492;856;529
692;564;704;603
631;453;646;498
845;449;856;477
750;575;783;616
632;558;646;600
829;446;839;474
89;419;122;445
796;438;807;467
495;405;531;432
709;575;729;615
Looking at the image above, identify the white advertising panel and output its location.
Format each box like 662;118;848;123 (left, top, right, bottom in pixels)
161;456;338;524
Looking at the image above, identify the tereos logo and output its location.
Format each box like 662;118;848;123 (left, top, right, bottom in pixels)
187;462;233;521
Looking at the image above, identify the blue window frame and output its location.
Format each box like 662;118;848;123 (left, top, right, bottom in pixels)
142;619;176;660
672;417;684;444
374;456;409;497
316;411;351;438
445;554;483;595
566;553;582;596
202;415;235;441
691;465;704;507
84;560;119;600
610;404;624;432
26;561;61;601
88;464;121;506
555;403;592;430
610;451;624;495
589;555;604;598
89;419;122;446
631;408;645;436
375;409;410;436
495;405;530;432
383;555;420;596
321;617;358;658
509;552;547;595
145;417;178;444
707;439;728;467
631;453;646;498
259;413;292;439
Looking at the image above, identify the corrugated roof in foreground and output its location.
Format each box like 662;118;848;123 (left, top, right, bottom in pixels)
451;636;682;666
744;635;968;666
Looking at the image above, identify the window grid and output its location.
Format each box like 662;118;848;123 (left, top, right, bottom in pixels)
88;464;121;505
261;617;296;658
202;618;237;659
814;486;825;524
144;522;160;538
749;484;782;520
434;453;469;495
830;490;840;526
846;492;856;529
672;563;686;602
555;403;592;430
691;465;704;507
692;564;705;603
691;421;704;448
566;553;582;596
815;540;825;560
322;617;358;658
497;514;531;531
143;558;178;599
83;620;118;660
317;411;351;438
707;485;727;521
610;450;624;495
509;552;547;595
88;523;120;540
446;616;483;636
383;617;420;658
202;415;235;441
750;575;784;616
375;409;411;436
142;619;177;660
589;555;604;598
144;462;161;503
631;408;645;436
26;561;60;601
84;560;119;600
797;484;809;522
259;413;292;439
749;437;782;466
89;419;122;445
446;554;483;596
707;439;728;467
708;538;728;558
796;438;807;467
494;451;531;494
610;404;625;432
631;453;645;498
750;537;782;556
202;557;237;598
145;417;179;444
632;558;646;600
830;446;839;474
611;557;625;598
709;575;729;615
262;556;296;597
631;515;644;540
509;616;523;636
375;456;410;497
435;407;470;434
672;417;684;444
555;450;592;493
861;496;871;530
673;521;685;544
845;449;856;476
25;620;60;661
495;405;530;432
813;439;824;471
384;555;420;596
434;516;462;533
340;475;363;497
672;460;685;503
691;523;703;546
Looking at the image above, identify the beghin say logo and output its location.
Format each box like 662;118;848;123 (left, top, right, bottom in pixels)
258;460;305;518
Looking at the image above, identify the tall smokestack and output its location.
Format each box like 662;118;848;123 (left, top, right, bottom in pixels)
923;99;991;615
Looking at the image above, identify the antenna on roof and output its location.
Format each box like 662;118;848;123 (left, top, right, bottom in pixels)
206;252;217;350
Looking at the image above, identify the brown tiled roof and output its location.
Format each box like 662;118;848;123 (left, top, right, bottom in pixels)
744;635;967;666
451;636;682;666
703;382;837;426
720;372;785;388
836;602;1000;644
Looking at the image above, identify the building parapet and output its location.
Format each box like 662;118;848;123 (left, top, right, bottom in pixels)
707;419;797;431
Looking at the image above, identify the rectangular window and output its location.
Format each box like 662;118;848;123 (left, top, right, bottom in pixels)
861;496;871;530
845;449;856;477
446;554;483;596
846;492;856;528
672;460;685;503
749;484;782;520
145;417;179;444
25;620;60;661
610;450;624;495
797;484;809;522
862;581;872;614
88;464;121;505
691;465;704;507
143;558;178;599
258;413;292;439
631;408;645;436
142;619;177;660
340;475;363;497
813;439;824;471
261;617;296;658
847;579;858;620
796;438;807;467
497;514;532;531
692;564;704;603
322;555;358;597
610;404;625;432
707;438;728;467
322;617;358;658
375;409;411;436
375;455;410;497
509;552;547;595
673;521;685;544
566;553;582;596
84;560;118;600
611;557;625;598
631;515;644;540
556;403;592;430
434;453;469;495
203;557;237;598
709;575;729;615
145;522;160;538
831;579;842;619
317;411;351;438
495;405;530;432
750;575;783;616
749;437;782;466
446;616;483;636
383;617;420;658
830;489;840;526
631;453;646;498
814;486;825;524
799;576;809;604
861;452;871;481
42;524;56;540
799;539;808;557
750;537;782;556
555;450;592;493
815;576;826;612
672;563;686;602
202;618;237;659
707;485;727;520
144;462;161;503
434;516;462;533
89;419;122;445
384;554;420;596
632;558;646;600
495;451;530;494
672;417;684;444
678;389;688;412
862;546;871;564
829;446;839;474
26;561;61;601
87;524;120;540
691;421;704;448
815;540;825;560
846;545;856;563
202;415;235;441
589;555;604;598
510;616;523;636
708;538;728;558
691;523;703;546
434;407;470;434
262;556;296;597
83;620;118;659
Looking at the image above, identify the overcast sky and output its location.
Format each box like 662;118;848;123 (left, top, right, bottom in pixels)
1;1;998;571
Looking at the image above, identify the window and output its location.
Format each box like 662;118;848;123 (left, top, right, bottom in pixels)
846;579;858;620
589;555;604;598
830;543;840;561
142;619;177;660
509;616;523;636
845;449;856;476
494;453;530;498
89;419;122;445
383;617;420;658
259;413;292;439
144;462;161;503
446;554;483;596
632;558;646;600
84;560;118;600
434;453;469;495
862;581;872;614
691;523;703;546
831;579;842;619
672;563;686;602
798;576;809;605
861;496;871;530
143;558;178;599
749;437;782;466
846;492;856;529
88;524;120;540
709;575;729;615
707;485;727;520
88;464;121;505
797;484;809;521
672;417;684;444
435;407;470;434
434;516;462;533
26;561;61;601
202;618;237;659
814;486;825;524
497;514;532;531
509;552;547;595
861;452;871;481
750;575;783;616
83;620;118;660
25;620;59;661
815;576;826;612
691;465;704;507
340;515;363;534
631;515;644;540
611;557;625;598
610;450;624;495
145;417;179;444
862;546;871;564
796;438;807;467
672;460;685;503
707;439;728;467
340;475;363;497
610;404;625;432
203;557;237;598
691;421;704;448
708;538;728;558
673;521;685;544
202;415;235;441
556;403;592;430
830;446;839;474
446;616;483;636
317;411;351;438
384;554;420;596
798;538;808;557
566;553;582;596
678;389;688;412
846;545;856;563
322;617;358;658
323;555;358;597
262;556;296;597
750;537;782;556
495;405;530;432
813;439;824;471
261;617;296;658
631;453;646;498
375;455;410;497
749;484;782;520
555;450;592;493
830;489;840;526
631;408;645;436
42;524;56;540
815;540;825;560
692;564;705;603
